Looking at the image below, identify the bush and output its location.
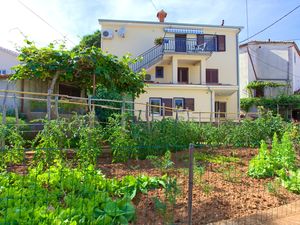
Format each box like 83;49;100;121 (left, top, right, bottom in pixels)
248;131;297;179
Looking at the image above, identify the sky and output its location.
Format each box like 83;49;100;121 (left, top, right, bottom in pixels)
1;0;300;51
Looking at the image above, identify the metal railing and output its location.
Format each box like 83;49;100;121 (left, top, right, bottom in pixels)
163;37;211;53
129;44;164;72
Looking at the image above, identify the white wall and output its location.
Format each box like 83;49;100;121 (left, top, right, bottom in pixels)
239;42;298;98
292;47;300;92
0;48;19;112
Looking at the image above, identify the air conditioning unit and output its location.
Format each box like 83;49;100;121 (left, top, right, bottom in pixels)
102;29;113;39
144;74;155;82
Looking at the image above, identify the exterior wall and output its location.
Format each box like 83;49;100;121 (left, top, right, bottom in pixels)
135;86;212;121
292;47;300;92
0;49;18;75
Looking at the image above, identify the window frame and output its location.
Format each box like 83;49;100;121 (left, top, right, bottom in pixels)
149;98;162;115
155;66;164;78
173;98;184;110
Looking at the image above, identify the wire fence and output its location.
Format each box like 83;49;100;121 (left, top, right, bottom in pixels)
1;139;300;224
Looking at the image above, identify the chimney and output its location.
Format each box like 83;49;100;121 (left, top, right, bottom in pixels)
221;20;224;26
157;9;167;23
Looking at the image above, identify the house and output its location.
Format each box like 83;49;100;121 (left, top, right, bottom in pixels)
0;46;20;112
99;11;242;121
239;40;300;98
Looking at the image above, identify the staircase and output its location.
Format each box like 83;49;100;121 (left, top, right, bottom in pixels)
130;44;164;72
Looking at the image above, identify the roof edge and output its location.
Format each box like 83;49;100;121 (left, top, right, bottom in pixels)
0;46;19;57
98;19;243;31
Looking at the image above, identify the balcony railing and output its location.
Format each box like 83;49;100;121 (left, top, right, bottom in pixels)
163;37;215;53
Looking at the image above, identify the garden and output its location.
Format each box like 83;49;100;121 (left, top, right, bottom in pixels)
0;112;300;224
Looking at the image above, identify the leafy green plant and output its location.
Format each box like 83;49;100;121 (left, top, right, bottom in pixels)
248;131;296;179
106;115;137;162
248;140;274;178
266;179;282;197
147;150;174;173
277;169;300;194
0;161;173;224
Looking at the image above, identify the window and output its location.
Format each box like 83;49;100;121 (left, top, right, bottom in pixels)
149;98;161;115
1;70;6;75
206;69;218;84
217;35;226;51
254;88;264;97
155;66;164;78
197;34;225;51
174;98;184;109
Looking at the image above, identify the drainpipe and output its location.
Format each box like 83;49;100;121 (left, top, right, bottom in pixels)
236;31;241;120
208;87;213;122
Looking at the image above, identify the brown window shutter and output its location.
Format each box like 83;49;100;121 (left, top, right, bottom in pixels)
184;98;194;111
162;98;173;116
206;69;219;84
217;35;226;51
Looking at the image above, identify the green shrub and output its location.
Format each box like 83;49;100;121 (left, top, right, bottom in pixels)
248;132;296;178
248;140;274;178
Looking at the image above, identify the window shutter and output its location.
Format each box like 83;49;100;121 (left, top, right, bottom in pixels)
162;98;173;116
184;98;194;111
217;35;226;51
206;69;219;84
197;34;204;45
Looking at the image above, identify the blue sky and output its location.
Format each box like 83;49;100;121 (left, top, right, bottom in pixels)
1;0;300;50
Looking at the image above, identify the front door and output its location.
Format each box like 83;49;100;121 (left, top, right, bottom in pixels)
178;67;189;84
175;34;186;52
215;101;227;118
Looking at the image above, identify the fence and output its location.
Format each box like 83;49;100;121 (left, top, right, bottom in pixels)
0;89;259;126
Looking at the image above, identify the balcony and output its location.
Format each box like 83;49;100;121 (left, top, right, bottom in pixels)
163;37;216;54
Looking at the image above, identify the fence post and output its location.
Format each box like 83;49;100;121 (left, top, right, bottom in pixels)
188;143;194;225
138;110;142;121
121;97;125;128
47;90;51;120
162;103;165;120
88;95;92;112
186;107;190;122
2;104;6;125
176;109;179;122
13;94;19;126
146;103;150;131
198;112;201;125
54;96;59;118
2;82;9;124
218;110;220;127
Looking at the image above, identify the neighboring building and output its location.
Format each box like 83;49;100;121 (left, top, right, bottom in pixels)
239;40;300;98
99;11;242;121
0;46;20;111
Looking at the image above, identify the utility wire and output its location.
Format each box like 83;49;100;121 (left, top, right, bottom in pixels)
240;4;300;43
17;0;76;45
150;0;158;11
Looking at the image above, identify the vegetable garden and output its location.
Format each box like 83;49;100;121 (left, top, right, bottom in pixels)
1;113;300;224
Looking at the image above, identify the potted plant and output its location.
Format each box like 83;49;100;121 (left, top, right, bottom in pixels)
154;37;163;45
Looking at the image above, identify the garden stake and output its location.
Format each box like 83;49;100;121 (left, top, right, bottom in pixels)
188;143;194;225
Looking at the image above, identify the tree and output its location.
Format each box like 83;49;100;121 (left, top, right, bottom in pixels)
11;40;145;98
72;30;101;51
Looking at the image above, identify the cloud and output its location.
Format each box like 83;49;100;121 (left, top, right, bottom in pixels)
0;0;299;51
